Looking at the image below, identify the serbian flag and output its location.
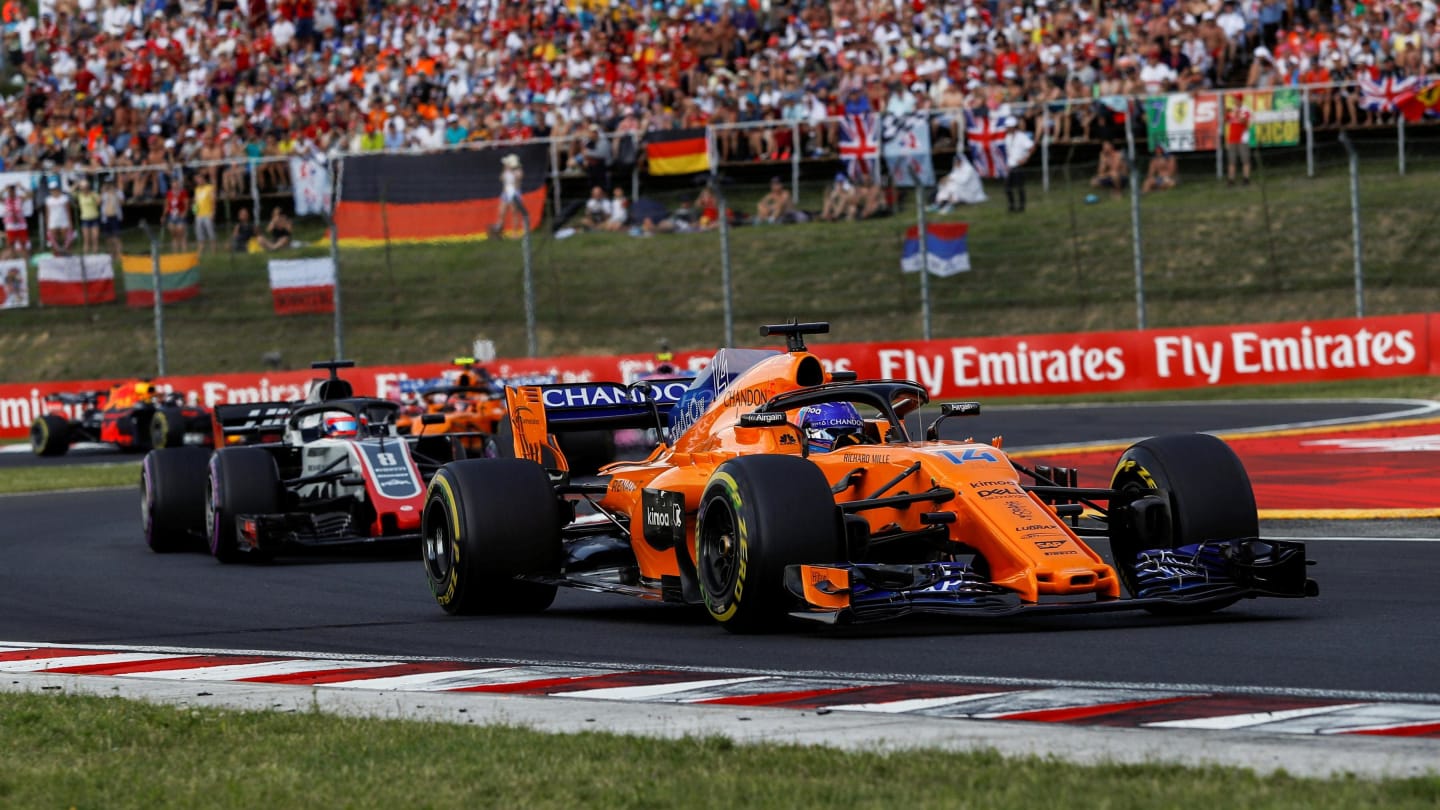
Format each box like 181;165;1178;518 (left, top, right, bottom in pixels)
122;252;200;306
645;128;711;175
902;223;971;277
268;257;335;315
37;254;115;306
333;145;548;246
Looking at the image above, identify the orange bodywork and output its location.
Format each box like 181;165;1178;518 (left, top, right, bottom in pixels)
397;390;508;451
506;350;1121;606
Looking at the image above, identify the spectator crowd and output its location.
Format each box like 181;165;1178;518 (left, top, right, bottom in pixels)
0;0;1433;225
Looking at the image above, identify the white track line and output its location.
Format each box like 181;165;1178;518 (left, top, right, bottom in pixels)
558;676;772;701
1146;703;1371;730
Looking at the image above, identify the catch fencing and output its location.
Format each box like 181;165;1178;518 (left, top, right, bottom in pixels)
3;81;1439;378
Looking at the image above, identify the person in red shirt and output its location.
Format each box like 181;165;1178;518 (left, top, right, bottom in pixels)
165;175;190;252
1224;102;1251;186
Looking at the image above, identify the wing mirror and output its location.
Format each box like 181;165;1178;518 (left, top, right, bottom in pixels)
925;401;981;441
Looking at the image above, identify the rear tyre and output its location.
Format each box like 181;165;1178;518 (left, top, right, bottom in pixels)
1110;433;1257;614
206;448;281;564
141;447;211;552
696;455;843;633
30;414;70;457
422;459;562;614
150;407;187;449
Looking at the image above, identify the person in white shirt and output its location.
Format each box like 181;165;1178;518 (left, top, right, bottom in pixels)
43;183;73;253
1002;117;1036;214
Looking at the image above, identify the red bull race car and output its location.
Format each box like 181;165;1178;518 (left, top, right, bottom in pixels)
141;361;467;561
421;322;1317;631
30;379;212;456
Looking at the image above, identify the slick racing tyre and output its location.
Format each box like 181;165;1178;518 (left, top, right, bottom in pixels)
141;447;211;553
1110;433;1257;614
696;455;844;633
30;414;70;457
422;459;562;614
150;407;187;450
206;448;281;564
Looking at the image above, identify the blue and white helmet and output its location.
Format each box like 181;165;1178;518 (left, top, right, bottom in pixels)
798;402;864;453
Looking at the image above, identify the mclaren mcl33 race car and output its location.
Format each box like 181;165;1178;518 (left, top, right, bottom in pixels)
31;379;212;456
140;361;470;562
421;322;1318;631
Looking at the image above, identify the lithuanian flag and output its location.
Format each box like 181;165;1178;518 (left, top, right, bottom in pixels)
645;128;711;176
122;252;201;306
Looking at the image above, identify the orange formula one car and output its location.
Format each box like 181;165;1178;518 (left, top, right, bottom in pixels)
394;360;510;457
31;379;212;456
421;323;1317;631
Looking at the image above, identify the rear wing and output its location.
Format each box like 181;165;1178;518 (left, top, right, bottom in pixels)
503;378;692;472
211;401;295;446
524;378;691;431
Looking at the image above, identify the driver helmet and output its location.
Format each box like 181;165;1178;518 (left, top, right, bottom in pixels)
798;402;865;453
324;414;360;438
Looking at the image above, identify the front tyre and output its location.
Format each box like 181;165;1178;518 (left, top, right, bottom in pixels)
150;407;187;449
141;447;211;552
206;448;281;564
1110;433;1258;614
696;455;843;633
422;459;562;615
30;414;70;456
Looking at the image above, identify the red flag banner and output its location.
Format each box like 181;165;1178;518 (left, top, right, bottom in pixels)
37;254;114;306
267;258;335;315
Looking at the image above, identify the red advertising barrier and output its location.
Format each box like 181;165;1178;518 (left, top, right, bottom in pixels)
1;314;1436;439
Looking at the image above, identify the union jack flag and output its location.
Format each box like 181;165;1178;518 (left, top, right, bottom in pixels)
838;113;880;182
1358;73;1421;118
964;111;1009;179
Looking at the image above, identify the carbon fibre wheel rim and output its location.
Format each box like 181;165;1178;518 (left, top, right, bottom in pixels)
698;496;739;600
422;499;453;584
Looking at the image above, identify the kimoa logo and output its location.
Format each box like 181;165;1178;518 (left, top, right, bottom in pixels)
645;505;675;527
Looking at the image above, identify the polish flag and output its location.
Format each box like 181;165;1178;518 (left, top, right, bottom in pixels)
267;258;335;315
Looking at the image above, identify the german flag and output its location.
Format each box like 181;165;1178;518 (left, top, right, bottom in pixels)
333;145;548;246
645;128;711;176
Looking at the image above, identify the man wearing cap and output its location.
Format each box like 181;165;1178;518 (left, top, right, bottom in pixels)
1001;116;1035;213
820;172;856;222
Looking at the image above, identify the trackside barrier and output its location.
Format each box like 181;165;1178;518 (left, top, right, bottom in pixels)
2;314;1437;439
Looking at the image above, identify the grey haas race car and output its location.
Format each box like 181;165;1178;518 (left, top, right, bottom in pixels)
140;361;468;562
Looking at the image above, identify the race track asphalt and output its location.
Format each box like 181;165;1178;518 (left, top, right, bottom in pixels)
2;400;1437;699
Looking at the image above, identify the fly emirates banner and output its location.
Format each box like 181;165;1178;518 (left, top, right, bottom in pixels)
1;314;1435;438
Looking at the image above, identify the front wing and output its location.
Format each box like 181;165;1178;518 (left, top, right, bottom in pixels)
783;539;1318;625
235;512;419;552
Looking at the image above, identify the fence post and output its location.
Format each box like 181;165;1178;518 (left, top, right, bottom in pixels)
1124;107;1146;329
328;212;344;361
550;138;563;218
714;174;734;348
519;205;537;357
1040;108;1050;194
1303;87;1314;178
1339;132;1365;317
914;185;931;340
1397;115;1406;176
140;221;167;376
249;160;261;225
790;120;801;205
1215;90;1225;181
